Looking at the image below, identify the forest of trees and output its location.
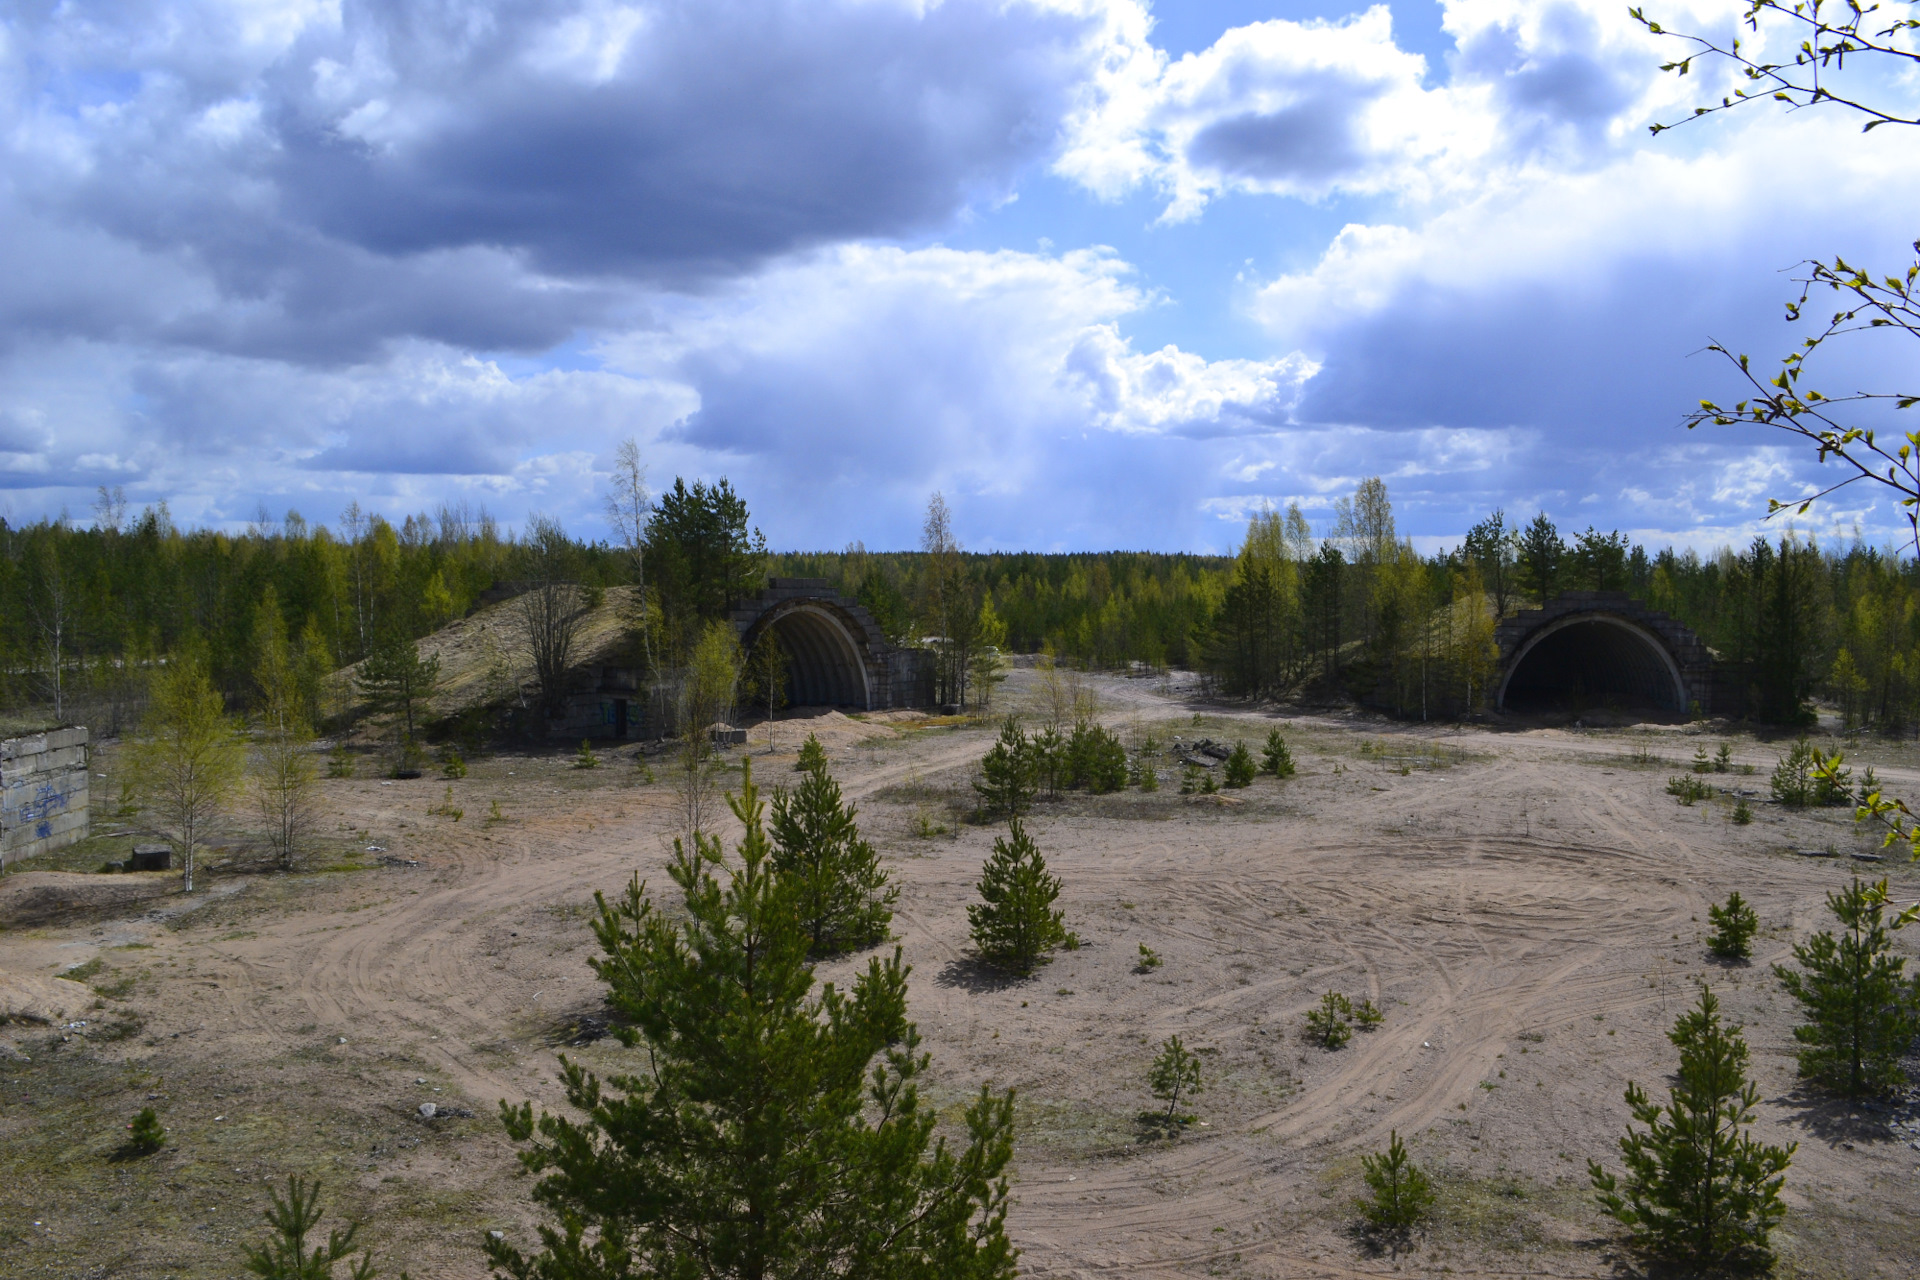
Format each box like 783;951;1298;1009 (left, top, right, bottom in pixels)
5;472;1918;736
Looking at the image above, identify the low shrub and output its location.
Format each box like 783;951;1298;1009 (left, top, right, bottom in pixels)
1666;775;1710;805
1306;991;1353;1049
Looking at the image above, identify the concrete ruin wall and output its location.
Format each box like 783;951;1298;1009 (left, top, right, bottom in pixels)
1;727;90;866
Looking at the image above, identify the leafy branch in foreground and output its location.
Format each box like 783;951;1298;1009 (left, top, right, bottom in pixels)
1820;752;1920;869
1632;1;1920;136
1682;250;1920;554
1634;2;1920;551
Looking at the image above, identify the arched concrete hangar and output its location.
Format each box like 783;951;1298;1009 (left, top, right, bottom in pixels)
1495;591;1720;716
731;579;933;711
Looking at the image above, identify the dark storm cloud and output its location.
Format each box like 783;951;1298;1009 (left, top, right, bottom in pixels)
3;0;1112;366
265;0;1097;280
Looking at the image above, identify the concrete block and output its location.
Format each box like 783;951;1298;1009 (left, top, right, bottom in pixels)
131;845;172;871
0;734;48;762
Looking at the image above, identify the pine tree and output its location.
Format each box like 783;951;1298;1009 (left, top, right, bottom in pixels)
1773;878;1920;1097
355;632;441;773
125;1106;165;1155
1260;729;1295;778
973;718;1036;817
967;818;1067;974
491;760;1017;1280
1589;987;1794;1271
771;755;897;955
795;732;828;773
1306;991;1353;1049
1707;892;1759;961
1222;741;1255;788
1360;1131;1434;1232
1147;1035;1202;1122
242;1177;402;1279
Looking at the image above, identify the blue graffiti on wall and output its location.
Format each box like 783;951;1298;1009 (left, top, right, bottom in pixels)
4;781;71;838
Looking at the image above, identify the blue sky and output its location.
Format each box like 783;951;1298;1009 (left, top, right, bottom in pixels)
2;0;1917;554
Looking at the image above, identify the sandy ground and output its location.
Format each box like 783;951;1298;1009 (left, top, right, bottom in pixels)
3;670;1919;1279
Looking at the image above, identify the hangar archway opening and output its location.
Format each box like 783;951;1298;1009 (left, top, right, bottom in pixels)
749;605;871;709
1500;617;1686;713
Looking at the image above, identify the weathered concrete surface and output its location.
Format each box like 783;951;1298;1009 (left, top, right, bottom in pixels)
1;727;91;866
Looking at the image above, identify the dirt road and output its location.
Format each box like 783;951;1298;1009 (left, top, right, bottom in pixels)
3;675;1917;1278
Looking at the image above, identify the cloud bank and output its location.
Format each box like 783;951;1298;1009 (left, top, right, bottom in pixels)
1;0;1915;552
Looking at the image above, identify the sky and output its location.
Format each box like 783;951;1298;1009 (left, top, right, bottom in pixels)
2;0;1918;554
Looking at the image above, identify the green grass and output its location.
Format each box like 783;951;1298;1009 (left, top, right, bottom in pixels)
0;1034;506;1278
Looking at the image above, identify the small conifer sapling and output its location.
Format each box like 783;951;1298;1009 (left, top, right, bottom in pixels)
1135;943;1162;972
126;1106;165;1155
1147;1035;1203;1123
574;739;599;770
1773;877;1920;1097
795;731;828;773
1707;892;1759;961
1223;741;1255;789
241;1177;403;1280
1352;997;1384;1030
1261;729;1295;778
1360;1131;1434;1233
973;718;1037;817
1589;987;1793;1271
967;817;1067;973
1306;991;1353;1049
771;751;897;955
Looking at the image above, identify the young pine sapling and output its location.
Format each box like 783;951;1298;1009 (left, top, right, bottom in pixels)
1261;729;1296;778
1707;892;1759;961
1589;988;1793;1272
241;1177;404;1280
125;1106;165;1156
1148;1035;1203;1123
1773;878;1920;1097
1306;991;1353;1049
1360;1131;1434;1234
967;817;1068;973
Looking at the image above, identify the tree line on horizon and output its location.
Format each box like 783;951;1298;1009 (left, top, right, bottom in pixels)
3;473;1917;734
